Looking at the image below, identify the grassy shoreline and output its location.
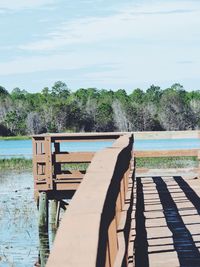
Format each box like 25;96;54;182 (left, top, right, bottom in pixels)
136;156;198;169
0;158;32;171
0;136;31;141
0;156;198;171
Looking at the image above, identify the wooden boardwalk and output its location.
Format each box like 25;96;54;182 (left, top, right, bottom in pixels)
32;131;200;266
132;169;200;267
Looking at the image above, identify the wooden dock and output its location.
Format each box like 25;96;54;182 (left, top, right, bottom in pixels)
32;131;200;267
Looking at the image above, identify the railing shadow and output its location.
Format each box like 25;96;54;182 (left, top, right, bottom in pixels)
153;176;200;267
134;177;149;267
134;175;200;267
173;176;200;215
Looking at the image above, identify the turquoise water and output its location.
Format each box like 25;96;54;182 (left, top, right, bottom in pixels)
0;138;200;158
134;138;200;151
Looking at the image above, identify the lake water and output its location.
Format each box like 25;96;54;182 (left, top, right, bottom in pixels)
0;138;200;158
0;171;38;266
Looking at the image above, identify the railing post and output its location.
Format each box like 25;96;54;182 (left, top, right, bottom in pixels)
198;151;200;178
44;136;53;190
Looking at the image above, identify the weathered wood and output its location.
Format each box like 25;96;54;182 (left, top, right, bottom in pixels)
55;201;61;228
39;192;49;232
39;231;50;267
50;200;58;231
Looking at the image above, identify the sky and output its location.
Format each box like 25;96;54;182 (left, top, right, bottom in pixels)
0;0;200;93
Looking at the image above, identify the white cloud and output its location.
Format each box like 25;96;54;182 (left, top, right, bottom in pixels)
19;0;200;51
0;0;56;11
0;52;118;76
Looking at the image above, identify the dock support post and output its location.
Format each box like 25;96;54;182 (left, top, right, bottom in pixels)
50;199;58;242
39;231;50;267
50;199;58;229
39;192;49;232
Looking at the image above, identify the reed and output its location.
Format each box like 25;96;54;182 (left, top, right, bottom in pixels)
0;158;89;171
1;156;197;171
136;156;198;169
0;158;32;171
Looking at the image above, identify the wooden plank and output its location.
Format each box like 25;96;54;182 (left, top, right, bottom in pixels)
36;175;46;181
134;149;198;158
55;152;94;163
35;155;46;162
56;170;85;180
36;183;49;191
54;179;82;183
33;132;124;139
55;183;80;190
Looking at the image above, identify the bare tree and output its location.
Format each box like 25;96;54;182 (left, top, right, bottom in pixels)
112;100;130;131
26;112;43;134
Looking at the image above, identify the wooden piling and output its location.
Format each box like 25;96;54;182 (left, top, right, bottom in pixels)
39;231;50;267
39;192;49;232
50;199;58;229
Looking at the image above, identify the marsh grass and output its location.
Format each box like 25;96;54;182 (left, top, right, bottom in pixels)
1;156;197;171
136;156;198;169
0;158;32;171
0;158;89;171
61;163;89;171
0;136;31;141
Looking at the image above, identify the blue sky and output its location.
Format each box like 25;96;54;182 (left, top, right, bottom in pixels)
0;0;200;93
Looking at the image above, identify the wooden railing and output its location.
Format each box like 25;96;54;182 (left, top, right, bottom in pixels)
46;133;134;267
135;149;199;158
32;133;124;199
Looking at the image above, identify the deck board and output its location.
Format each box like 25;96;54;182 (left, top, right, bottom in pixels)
132;169;200;267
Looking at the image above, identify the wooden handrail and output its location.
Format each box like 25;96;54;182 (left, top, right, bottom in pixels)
46;133;134;267
135;149;199;158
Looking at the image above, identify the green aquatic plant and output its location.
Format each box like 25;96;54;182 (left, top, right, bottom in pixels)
0;158;89;171
0;158;32;171
136;156;198;169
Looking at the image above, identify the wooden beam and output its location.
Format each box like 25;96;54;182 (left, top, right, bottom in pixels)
56;170;85;180
134;149;198;158
55;152;94;163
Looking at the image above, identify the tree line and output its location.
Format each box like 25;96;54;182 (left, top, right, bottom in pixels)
0;81;200;136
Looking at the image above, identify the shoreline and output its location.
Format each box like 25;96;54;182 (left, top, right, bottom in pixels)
0;156;198;171
0;130;200;141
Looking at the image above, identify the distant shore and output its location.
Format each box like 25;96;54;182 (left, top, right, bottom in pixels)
0;130;200;141
0;136;31;141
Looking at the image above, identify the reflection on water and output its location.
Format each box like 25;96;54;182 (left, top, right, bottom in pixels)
0;171;53;267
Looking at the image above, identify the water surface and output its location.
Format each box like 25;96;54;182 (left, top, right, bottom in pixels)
0;138;200;159
0;171;38;267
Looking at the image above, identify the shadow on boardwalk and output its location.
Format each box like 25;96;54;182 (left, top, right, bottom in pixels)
134;175;200;267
